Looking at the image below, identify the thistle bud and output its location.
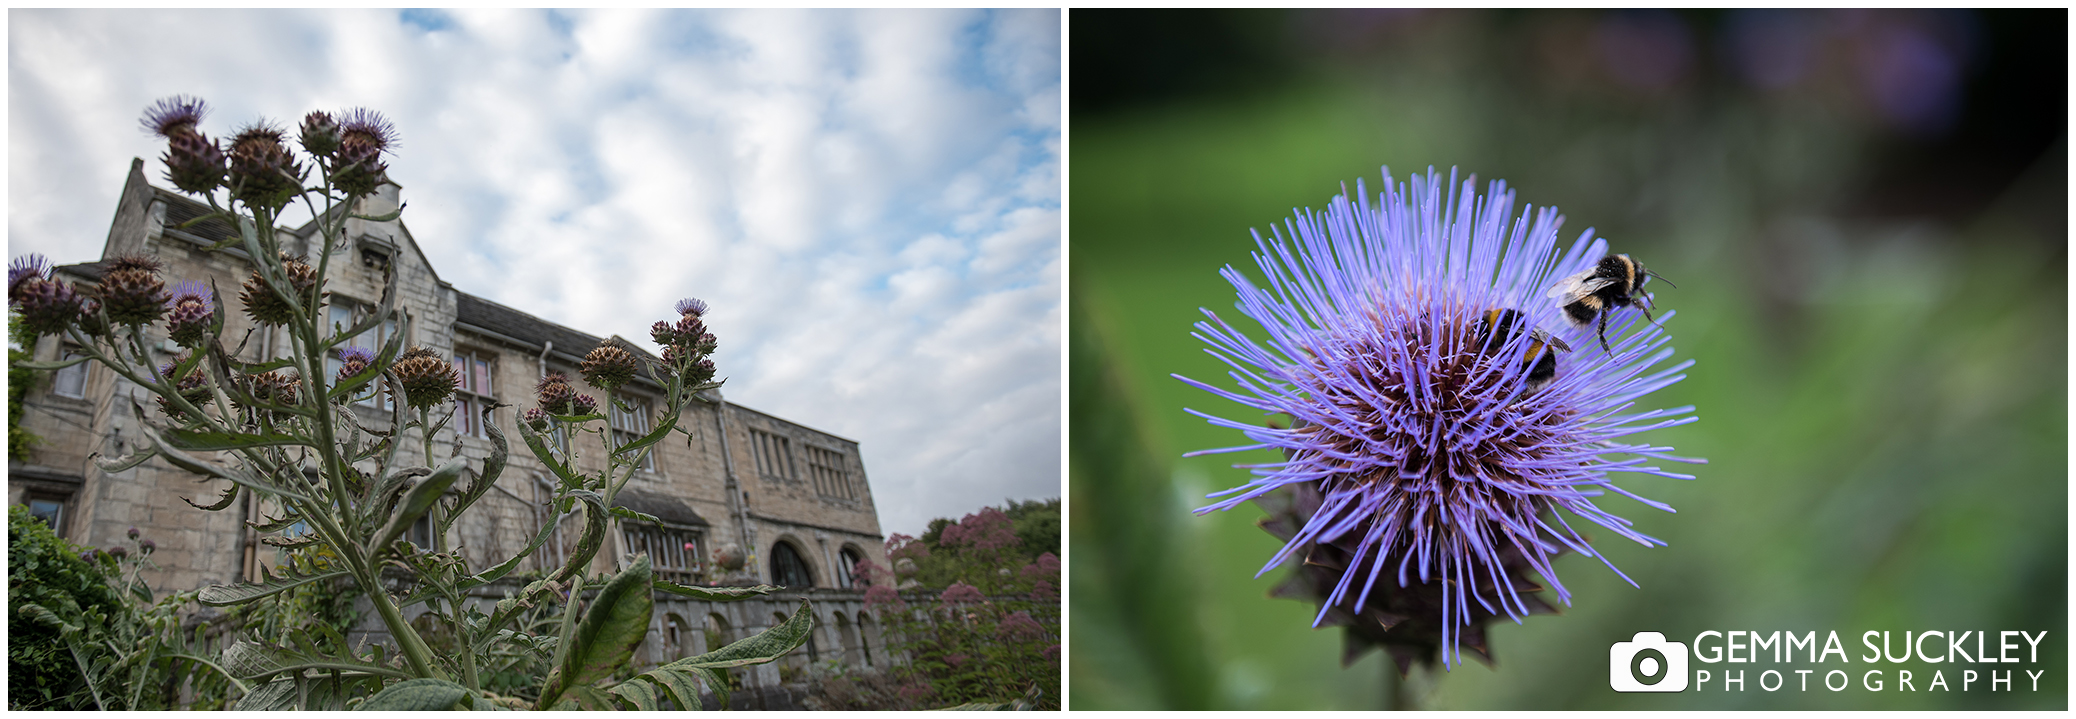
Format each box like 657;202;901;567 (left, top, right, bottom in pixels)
243;371;302;412
240;254;321;326
162;131;227;195
14;274;83;338
108;546;128;559
571;393;598;416
333;136;390;197
164;280;216;347
579;341;638;391
153;355;213;420
299;110;341;158
227;122;304;211
95;254;168;327
650;320;676;347
127;526;140;540
536;372;578;415
139;539;156;555
523;407;548;431
672;314;707;343
392;346;459;410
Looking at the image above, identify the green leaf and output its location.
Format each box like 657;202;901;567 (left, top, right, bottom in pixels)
663;599;814;671
12;355;91;370
514;418;578;484
651;581;781;602
638;669;708;711
237;678;297;711
160;427;311;452
612;413;678;455
197;566;350;607
133;410;313;503
447;399;510;527
358;678;473;710
552;490;608;583
609;505;659;524
367;458;467;555
182;485;240;512
538;555;653;708
462;502;567;590
607;681;657;711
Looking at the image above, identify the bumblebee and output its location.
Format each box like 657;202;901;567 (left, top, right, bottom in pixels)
1474;308;1570;395
1545;253;1674;352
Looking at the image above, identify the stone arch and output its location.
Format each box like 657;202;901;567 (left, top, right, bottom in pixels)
664;612;692;660
837;542;868;588
856;611;877;668
705;612;732;655
768;536;816;588
833;611;860;666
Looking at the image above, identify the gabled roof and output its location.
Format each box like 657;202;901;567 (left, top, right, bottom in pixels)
455;291;658;362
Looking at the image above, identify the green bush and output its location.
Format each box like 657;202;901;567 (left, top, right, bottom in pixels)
8;504;124;709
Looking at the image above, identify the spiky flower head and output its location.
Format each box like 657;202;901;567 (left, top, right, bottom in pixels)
154;355;213;419
536;372;579;415
227;121;304;210
338;108;400;152
240;370;301;417
1179;168;1702;672
392;346;459;410
239;254;321;325
523;407;549;431
12;271;83;338
95;254;169;326
10;254;52;303
675;297;709;317
570;393;598;416
162;130;228;194
336;345;376;386
140;96;209;138
579;340;639;391
164;280;216;347
299;110;341;158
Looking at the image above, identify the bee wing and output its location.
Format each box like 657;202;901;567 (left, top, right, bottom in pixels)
1545;272;1614;302
1531;328;1571;353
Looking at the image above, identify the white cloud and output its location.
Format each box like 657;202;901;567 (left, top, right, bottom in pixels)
7;8;1061;537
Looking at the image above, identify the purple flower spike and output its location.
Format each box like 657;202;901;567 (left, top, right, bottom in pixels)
1178;168;1704;674
675;297;708;317
9;254;51;290
338;108;400;153
140;95;209;138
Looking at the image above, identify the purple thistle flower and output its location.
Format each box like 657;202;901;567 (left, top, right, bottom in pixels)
1177;168;1703;672
338;108;399;153
9;254;51;299
165;280;216;346
675;297;709;317
140;95;209;138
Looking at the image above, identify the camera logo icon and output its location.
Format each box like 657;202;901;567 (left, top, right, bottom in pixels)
1609;632;1689;692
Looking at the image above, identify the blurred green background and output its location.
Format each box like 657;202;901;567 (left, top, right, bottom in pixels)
1067;9;2064;710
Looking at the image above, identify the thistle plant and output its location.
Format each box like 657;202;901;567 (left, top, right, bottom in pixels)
1178;168;1704;674
8;96;816;710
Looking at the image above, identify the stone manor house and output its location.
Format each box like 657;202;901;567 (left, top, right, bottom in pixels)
11;160;893;700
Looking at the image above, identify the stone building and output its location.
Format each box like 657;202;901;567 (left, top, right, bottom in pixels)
10;160;894;698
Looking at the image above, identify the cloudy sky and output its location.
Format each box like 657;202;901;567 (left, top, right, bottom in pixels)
8;9;1061;537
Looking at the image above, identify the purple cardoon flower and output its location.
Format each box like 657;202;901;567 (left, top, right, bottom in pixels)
336;345;375;385
1178;168;1702;673
675;297;709;317
140;95;209;138
570;393;598;416
13;272;84;338
165;280;215;346
9;254;51;302
338;108;400;153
